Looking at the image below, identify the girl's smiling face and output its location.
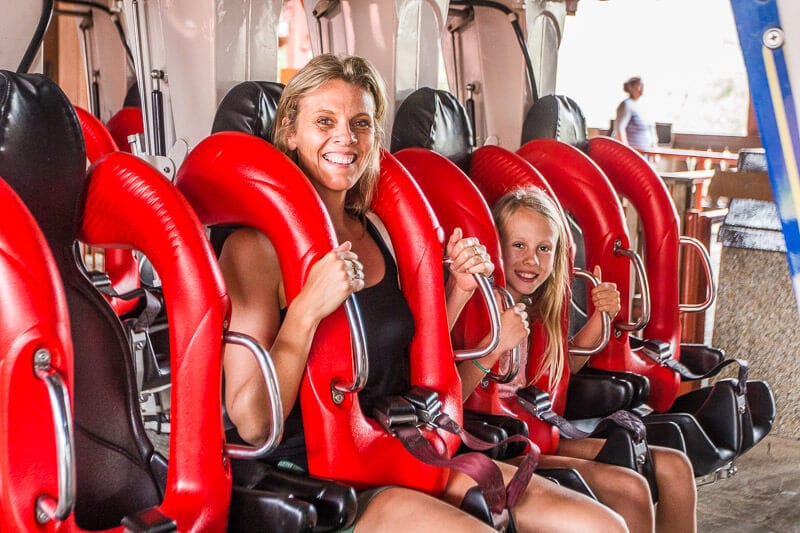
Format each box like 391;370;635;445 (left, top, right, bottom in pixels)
286;78;375;201
501;207;559;303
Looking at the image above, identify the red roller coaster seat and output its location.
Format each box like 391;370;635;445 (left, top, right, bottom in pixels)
518;139;679;412
80;152;232;531
588;137;681;365
0;179;75;531
587;136;775;470
395;146;567;455
176;133;459;494
74;105;140;318
0;71;230;531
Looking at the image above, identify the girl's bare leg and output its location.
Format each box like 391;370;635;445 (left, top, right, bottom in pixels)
557;438;697;533
650;446;697;533
537;452;655;533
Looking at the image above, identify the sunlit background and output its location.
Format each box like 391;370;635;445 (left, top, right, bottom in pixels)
557;0;748;135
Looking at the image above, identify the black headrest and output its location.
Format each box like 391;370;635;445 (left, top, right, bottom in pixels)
0;71;86;254
521;94;589;153
123;82;141;108
391;87;472;174
212;81;285;142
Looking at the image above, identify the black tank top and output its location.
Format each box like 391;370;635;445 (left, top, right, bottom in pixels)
232;217;416;469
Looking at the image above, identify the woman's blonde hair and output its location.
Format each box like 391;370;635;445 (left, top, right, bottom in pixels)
273;54;387;217
492;187;569;389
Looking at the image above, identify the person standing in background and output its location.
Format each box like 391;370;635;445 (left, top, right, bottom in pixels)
613;76;657;150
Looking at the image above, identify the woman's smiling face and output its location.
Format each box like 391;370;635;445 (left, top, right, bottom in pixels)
286;78;376;200
501;207;559;303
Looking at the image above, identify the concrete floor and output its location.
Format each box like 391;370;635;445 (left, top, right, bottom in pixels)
697;436;800;533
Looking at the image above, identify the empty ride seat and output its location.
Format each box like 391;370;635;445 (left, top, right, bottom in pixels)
522;94;776;478
0;70;239;530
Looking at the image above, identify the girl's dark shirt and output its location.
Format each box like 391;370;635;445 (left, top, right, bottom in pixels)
226;218;415;469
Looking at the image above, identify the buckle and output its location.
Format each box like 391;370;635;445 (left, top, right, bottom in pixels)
515;385;553;418
372;397;418;435
640;339;672;365
634;439;648;470
88;271;113;290
403;387;443;427
736;392;747;414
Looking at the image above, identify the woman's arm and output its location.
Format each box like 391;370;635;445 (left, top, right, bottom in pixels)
614;100;632;144
444;227;494;330
220;228;362;444
568;265;620;373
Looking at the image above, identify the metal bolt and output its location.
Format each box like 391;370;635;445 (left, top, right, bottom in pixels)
332;391;344;405
35;507;50;524
763;27;785;49
33;348;51;370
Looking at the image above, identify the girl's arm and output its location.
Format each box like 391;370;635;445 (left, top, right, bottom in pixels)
220;228;362;444
568;265;620;373
458;301;529;399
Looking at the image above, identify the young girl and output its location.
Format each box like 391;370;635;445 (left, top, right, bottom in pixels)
463;187;697;533
219;55;627;532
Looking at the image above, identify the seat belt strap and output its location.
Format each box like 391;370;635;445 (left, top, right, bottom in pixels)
633;338;749;395
374;389;539;514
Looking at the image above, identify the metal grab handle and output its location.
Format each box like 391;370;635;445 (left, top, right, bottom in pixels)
331;296;369;404
679;236;716;313
614;244;651;332
33;348;75;523
569;269;611;356
223;332;284;459
485;286;521;383
454;273;502;361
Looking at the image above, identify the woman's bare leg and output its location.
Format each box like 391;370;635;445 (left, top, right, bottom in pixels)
354;486;494;533
443;460;629;533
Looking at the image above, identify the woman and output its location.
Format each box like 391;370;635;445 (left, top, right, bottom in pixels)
464;187;697;533
219;54;627;532
613;76;657;151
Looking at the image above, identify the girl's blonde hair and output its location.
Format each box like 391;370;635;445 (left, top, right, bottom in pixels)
492;187;569;389
273;54;387;217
